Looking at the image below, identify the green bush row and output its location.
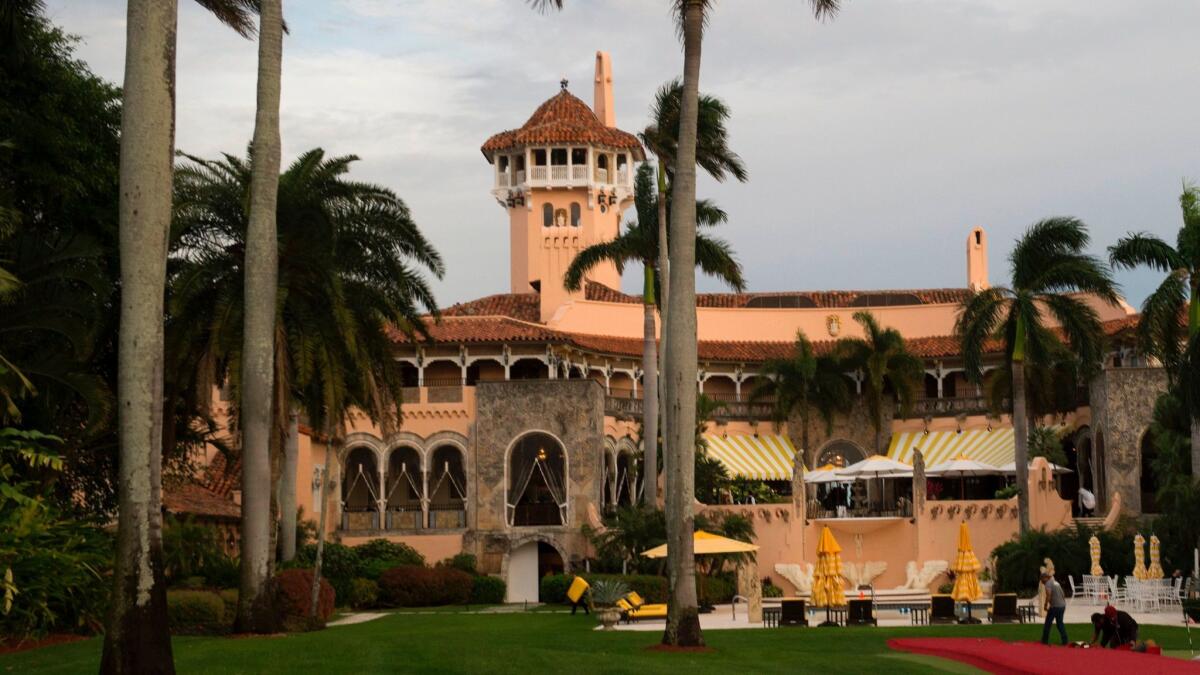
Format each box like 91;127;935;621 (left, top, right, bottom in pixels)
540;573;736;605
992;524;1136;594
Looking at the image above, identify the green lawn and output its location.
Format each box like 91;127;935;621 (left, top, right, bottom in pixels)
2;613;1196;675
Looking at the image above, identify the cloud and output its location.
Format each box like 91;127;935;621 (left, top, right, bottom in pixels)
46;0;1200;307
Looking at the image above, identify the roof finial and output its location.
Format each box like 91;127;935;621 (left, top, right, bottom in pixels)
560;78;568;91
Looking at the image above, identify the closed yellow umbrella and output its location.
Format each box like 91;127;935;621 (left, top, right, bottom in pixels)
1088;535;1103;576
1147;535;1164;579
951;522;982;623
812;526;845;608
1133;533;1148;580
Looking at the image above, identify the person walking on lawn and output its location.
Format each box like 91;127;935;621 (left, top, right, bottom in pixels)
1040;572;1068;645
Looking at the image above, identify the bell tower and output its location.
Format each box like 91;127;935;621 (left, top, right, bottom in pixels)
481;53;645;322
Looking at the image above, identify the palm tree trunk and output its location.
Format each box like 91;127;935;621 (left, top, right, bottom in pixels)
661;0;704;648
1012;361;1031;534
100;1;178;672
642;265;659;508
310;430;337;618
794;410;810;512
280;411;299;561
237;0;283;633
655;162;671;511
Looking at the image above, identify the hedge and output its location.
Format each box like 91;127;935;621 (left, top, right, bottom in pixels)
167;590;227;635
354;539;425;567
377;565;473;607
470;575;506;604
347;578;379;609
540;574;736;605
274;568;335;631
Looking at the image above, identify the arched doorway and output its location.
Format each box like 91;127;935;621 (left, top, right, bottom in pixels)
505;538;567;603
1139;430;1157;514
816;439;866;469
507;432;567;526
342;446;380;530
428;444;467;528
384;445;423;530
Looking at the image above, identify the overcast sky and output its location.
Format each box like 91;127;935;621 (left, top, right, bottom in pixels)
47;0;1200;309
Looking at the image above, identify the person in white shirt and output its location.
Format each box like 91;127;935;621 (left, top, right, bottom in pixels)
1078;487;1096;516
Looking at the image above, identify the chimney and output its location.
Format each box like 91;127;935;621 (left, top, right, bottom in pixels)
593;51;614;127
967;227;989;291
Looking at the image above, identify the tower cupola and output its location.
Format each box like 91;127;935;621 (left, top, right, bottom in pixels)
481;52;644;321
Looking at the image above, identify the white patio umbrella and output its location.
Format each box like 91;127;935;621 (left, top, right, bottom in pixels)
925;456;1001;499
835;455;913;510
803;463;850;485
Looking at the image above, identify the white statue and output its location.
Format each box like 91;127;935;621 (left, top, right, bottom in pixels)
775;562;814;594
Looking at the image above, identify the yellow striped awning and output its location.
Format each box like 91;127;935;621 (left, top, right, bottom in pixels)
888;428;1015;468
703;434;797;481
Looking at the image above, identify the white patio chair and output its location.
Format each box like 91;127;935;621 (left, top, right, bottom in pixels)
1106;576;1126;606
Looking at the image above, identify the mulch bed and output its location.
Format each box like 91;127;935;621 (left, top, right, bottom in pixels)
0;634;87;656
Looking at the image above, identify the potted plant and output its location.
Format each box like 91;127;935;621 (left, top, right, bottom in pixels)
590;579;630;631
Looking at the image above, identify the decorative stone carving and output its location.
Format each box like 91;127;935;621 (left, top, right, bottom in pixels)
963;504;978;519
980;504;993;519
947;504;961;519
930;504;942;519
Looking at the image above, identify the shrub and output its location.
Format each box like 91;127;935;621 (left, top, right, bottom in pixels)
937;582;953;595
346;578;379;609
377;566;472;607
167;590;227;635
993;524;1134;595
218;588;238;619
163;515;229;585
202;555;240;589
700;575;736;604
354;539;424;567
440;552;477;575
470;575;506;604
361;557;416;581
762;578;783;598
273;568;335;631
293;543;361;604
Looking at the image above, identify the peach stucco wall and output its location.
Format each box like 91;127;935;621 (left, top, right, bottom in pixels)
549;296;1134;344
707;457;1073;594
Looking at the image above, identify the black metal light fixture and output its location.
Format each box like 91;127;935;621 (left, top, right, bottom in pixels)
515;191;525;207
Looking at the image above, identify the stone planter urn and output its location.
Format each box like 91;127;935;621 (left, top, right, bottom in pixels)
596;606;622;631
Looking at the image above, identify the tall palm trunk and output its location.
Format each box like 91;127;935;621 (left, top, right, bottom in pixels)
236;0;282;633
794;409;810;512
655;163;670;510
642;264;659;507
100;1;179;672
661;0;703;648
280;411;299;561
1190;287;1200;486
1011;361;1031;534
310;430;338;618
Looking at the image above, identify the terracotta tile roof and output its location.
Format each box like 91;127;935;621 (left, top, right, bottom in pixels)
482;89;645;160
441;292;540;322
163;482;240;520
388;316;567;346
584;282;970;309
203;452;240;498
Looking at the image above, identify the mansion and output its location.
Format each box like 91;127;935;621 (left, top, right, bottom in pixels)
172;52;1167;603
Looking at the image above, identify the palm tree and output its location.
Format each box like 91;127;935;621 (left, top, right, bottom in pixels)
563;164;745;508
836;312;924;456
237;0;284;634
640;79;748;342
752;331;852;510
957;218;1119;533
168;147;442;617
1109;186;1200;483
531;0;842;648
103;0;259;671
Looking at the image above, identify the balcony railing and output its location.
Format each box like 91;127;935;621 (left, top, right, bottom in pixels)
604;395;773;421
913;396;1007;417
512;503;562;527
494;163;632;190
571;165;588;180
530;166;548;181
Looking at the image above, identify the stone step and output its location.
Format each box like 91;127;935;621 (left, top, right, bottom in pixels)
1073;517;1106;529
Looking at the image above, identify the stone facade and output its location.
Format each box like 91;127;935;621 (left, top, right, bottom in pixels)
1088;366;1168;515
791;397;896;466
467;379;606;574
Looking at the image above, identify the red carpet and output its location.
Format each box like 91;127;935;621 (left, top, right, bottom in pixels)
888;637;1200;674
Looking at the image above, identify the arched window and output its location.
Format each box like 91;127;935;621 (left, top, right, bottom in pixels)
507;433;567;526
817;440;866;469
1139;430;1157;513
428;445;467;528
341;446;380;530
615;450;639;506
570;202;581;227
385;446;423;529
542;203;553;227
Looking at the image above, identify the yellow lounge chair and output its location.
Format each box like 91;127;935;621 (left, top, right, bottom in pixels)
623;591;668;622
567;577;590;615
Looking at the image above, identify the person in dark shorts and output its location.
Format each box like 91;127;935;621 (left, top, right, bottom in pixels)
1090;605;1138;648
